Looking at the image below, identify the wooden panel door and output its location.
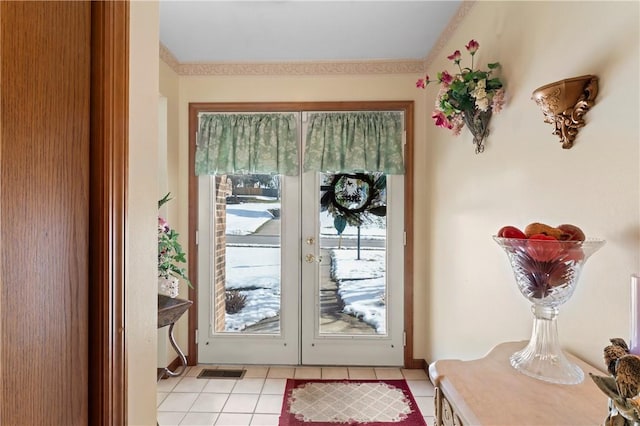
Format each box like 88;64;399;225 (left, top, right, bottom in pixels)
0;2;90;424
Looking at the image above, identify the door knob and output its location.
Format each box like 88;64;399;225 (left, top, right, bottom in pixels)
305;254;322;263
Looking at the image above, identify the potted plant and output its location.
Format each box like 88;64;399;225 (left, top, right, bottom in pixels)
158;193;191;298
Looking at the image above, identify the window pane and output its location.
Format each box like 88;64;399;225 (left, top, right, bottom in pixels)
213;174;282;334
318;173;387;336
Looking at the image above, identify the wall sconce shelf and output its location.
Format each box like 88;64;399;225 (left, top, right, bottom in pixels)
531;75;598;149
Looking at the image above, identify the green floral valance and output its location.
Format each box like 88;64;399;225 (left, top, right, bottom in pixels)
196;113;299;176
303;112;405;174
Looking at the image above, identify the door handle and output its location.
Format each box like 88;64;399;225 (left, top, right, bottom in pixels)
305;254;322;263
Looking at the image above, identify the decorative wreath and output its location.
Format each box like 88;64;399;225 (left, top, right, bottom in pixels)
320;173;386;235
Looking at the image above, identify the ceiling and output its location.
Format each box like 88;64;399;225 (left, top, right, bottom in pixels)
158;1;463;64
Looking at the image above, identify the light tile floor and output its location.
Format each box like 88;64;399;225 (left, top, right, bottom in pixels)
157;365;435;426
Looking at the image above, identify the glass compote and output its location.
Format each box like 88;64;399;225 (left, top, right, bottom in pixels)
494;236;605;384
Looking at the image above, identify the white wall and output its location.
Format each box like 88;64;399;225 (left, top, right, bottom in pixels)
128;1;159;424
425;1;639;368
160;60;181;209
159;58;187;367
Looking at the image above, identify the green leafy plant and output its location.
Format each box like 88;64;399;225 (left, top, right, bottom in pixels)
158;193;191;287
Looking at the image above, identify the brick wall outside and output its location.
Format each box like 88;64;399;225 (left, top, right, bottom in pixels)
213;175;231;332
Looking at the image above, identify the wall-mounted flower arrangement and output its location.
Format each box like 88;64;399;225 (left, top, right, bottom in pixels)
416;39;505;154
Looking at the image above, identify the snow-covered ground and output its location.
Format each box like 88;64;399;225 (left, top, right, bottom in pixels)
224;246;281;331
331;250;386;333
226;201;275;236
224;200;386;333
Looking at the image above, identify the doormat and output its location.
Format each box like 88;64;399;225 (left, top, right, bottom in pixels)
196;368;246;379
279;379;426;426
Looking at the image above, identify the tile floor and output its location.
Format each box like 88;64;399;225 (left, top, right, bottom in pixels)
157;365;435;426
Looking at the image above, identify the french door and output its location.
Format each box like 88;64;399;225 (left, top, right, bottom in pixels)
300;171;404;365
197;172;301;365
196;111;405;366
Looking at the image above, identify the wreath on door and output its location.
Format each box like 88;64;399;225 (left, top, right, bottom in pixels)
320;173;386;236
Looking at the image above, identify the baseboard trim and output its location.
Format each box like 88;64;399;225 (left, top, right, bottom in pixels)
158;356;184;380
164;355;428;373
406;358;428;370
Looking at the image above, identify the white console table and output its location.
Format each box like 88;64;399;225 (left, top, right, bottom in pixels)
428;341;608;425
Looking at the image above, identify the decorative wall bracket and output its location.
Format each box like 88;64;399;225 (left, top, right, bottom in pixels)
531;75;598;149
462;108;492;154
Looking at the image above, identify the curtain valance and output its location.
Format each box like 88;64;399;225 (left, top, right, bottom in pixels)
303;112;405;174
195;113;299;176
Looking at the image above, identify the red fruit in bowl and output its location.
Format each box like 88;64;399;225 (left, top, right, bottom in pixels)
497;226;527;239
566;247;585;262
562;242;585;263
527;233;562;262
548;262;571;287
556;224;586;241
524;222;566;240
528;233;557;241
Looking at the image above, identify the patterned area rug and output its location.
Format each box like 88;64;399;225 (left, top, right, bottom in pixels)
279;379;426;425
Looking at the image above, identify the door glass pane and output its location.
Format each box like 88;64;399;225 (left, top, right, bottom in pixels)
318;172;387;336
212;173;282;334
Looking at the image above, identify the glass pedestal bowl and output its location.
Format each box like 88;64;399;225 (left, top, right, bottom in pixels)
494;236;605;384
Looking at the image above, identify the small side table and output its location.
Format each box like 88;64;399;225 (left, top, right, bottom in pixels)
157;295;193;380
429;341;608;425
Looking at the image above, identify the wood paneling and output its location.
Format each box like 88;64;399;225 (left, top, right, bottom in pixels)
0;2;90;424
